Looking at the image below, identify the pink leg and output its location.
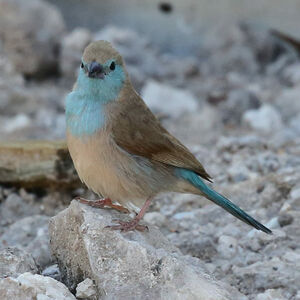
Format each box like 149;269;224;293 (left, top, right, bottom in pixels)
106;197;152;232
75;197;129;213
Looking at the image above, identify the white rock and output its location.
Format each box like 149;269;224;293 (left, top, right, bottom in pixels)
227;163;249;182
283;63;300;85
203;25;259;75
256;288;286;300
289;113;300;134
143;212;166;226
221;89;261;125
172;211;197;220
0;247;38;278
0;272;76;300
282;251;300;263
264;217;280;230
76;278;97;299
232;256;299;293
217;235;238;259
42;264;61;281
0;215;52;267
274;87;300;120
266;55;291;77
3;114;31;133
290;187;300;200
0;193;39;225
279;202;291;213
141;80;198;118
242;105;283;134
166;105;221;145
49;201;244;300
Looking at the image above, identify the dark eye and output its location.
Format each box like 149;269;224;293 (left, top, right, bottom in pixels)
81;62;84;68
110;61;115;71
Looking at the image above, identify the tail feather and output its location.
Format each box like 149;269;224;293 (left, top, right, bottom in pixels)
176;168;272;234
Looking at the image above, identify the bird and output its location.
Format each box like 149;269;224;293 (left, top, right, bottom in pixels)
65;40;271;234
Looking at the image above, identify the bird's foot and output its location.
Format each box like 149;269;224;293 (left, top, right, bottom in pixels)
106;219;148;232
75;197;129;213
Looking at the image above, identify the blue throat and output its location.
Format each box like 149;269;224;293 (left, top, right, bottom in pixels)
65;63;125;137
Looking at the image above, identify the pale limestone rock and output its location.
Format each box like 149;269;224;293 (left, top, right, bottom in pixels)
49;201;244;300
76;278;97;299
141;80;198;118
242;105;283;134
0;272;76;300
0;247;38;278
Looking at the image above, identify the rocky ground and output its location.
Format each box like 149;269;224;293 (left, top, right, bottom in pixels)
0;0;300;299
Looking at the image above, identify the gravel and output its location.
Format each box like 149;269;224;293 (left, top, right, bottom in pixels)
0;2;299;298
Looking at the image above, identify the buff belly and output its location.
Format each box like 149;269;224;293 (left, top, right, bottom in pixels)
66;129;179;212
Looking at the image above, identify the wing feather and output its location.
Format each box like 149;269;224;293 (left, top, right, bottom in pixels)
109;89;212;182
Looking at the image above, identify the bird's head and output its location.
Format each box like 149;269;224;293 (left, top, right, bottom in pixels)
76;41;128;101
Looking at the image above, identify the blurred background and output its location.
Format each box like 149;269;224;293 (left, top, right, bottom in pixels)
0;1;299;299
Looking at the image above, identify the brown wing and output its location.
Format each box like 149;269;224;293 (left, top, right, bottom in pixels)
109;88;212;182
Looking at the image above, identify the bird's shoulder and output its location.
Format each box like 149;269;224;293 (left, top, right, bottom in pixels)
108;86;212;182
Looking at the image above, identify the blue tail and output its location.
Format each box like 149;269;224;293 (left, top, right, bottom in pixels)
176;168;272;234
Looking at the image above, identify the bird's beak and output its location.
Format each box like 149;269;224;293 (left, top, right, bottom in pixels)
88;61;105;79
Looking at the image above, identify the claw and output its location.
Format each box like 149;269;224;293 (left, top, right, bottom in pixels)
75;197;129;213
80;197;152;232
105;220;148;232
111;219;121;223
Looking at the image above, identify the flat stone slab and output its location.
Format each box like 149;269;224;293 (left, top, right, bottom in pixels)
0;140;78;188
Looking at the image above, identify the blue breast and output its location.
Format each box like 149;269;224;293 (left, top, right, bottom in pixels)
65;92;106;136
